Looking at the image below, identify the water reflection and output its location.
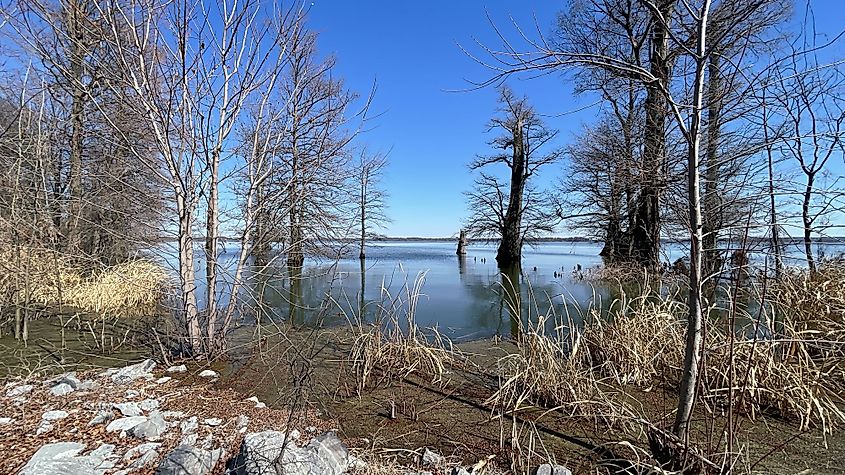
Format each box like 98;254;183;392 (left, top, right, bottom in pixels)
159;240;845;341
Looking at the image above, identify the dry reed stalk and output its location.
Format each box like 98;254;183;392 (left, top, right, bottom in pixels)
349;271;458;392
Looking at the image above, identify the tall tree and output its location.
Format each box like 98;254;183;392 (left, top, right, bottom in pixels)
466;87;561;267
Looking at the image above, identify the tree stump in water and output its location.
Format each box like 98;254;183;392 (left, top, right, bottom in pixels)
457;230;468;255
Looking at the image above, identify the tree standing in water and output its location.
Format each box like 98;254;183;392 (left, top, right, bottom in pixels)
465;87;561;267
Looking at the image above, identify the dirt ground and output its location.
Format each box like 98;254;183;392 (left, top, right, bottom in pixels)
222;329;845;474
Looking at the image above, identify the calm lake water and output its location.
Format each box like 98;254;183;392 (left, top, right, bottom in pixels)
183;238;844;342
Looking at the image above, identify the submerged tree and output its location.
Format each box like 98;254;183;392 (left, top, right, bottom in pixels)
465;87;561;267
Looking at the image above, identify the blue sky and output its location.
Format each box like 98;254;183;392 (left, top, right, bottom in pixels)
306;0;845;238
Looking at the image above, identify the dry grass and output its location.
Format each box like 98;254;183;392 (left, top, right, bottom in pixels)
65;260;170;316
487;314;618;420
0;247;82;306
582;282;686;387
489;269;845;437
0;246;169;317
348;271;459;392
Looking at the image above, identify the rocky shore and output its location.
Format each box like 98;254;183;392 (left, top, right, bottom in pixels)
1;359;572;474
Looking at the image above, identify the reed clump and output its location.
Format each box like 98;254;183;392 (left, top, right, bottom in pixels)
0;247;82;306
581;286;686;387
487;315;621;421
349;272;458;392
0;245;169;317
488;272;845;435
66;260;170;316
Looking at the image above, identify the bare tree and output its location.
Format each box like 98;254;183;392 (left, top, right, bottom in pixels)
768;37;845;274
98;0;297;355
355;148;390;260
466;86;561;267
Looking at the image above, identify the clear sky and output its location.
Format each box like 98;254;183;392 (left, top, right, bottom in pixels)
305;0;845;238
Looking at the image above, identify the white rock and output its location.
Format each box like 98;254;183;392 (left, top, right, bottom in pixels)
114;402;142;417
6;384;34;398
532;464;573;475
139;398;160;412
0;417;13;425
203;417;222;427
125;389;140;399
49;383;75;397
422;448;443;466
106;416;148;433
123;443;162;461
20;442;113;475
245;396;266;409
180;416;198;434
156;376;172;384
111;359;156;384
236;415;249;433
161;410;186;419
166;365;187;373
89;410;114;426
198;369;219;379
42;410;69;421
35;420;53;435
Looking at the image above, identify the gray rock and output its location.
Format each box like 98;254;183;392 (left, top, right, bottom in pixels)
78;380;99;391
306;432;348;474
112;359;157;384
106;416;148;433
182;434;199;447
36;420;53;435
166;365;188;373
156;444;224;475
198;369;218;379
42;410;69;421
162;410;186;419
532;464;572;475
89;410;114;426
140;399;160;412
203;417;222;427
131;411;168;440
123;442;162;461
49;383;75;396
19;442;113;475
89;444;116;460
180;416;198;434
448;468;471;475
6;383;34;397
114;402;143;417
421;448;443;466
228;430;300;474
120;449;159;473
125;389;141;398
53;372;83;389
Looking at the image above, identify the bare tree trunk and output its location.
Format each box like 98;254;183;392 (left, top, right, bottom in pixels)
762;87;783;279
66;0;86;253
496;119;526;267
702;54;722;280
802;175;816;273
359;171;367;259
632;0;676;268
177;191;201;354
674;0;711;438
205;152;219;346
